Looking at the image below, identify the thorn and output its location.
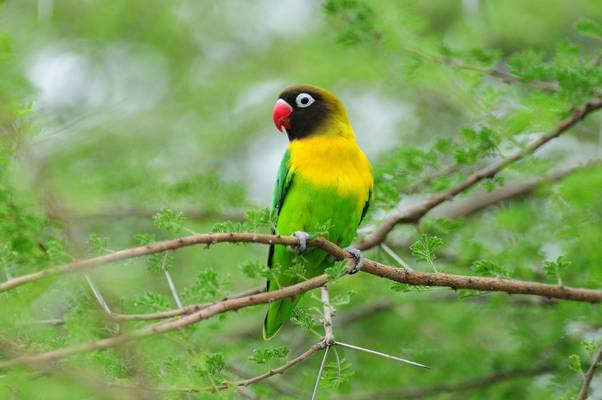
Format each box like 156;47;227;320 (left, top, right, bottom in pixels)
84;273;112;315
380;243;414;271
311;345;330;400
164;269;183;309
334;341;430;369
161;251;183;308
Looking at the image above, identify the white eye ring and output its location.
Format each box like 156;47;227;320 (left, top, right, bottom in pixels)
295;93;315;108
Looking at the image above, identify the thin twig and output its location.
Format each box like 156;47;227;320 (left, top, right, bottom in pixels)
2;233;602;303
20;287;267;325
232;341;324;389
112;286;266;321
225;363;303;398
0;274;330;369
577;345;602;400
432;159;602;220
386;159;602;255
400;44;559;92
356;100;602;250
110;342;325;395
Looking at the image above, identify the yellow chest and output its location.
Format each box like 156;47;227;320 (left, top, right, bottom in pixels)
288;135;373;201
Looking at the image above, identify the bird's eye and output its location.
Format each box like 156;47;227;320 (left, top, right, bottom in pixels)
295;93;315;108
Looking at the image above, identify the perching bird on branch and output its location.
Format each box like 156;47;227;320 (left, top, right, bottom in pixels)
264;85;373;339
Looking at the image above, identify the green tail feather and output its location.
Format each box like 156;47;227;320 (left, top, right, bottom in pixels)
263;296;301;340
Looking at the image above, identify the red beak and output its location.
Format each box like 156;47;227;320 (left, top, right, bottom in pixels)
272;99;292;133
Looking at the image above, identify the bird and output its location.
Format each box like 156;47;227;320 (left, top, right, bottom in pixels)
264;84;373;339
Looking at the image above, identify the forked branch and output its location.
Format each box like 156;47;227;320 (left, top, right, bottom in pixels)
356;100;602;250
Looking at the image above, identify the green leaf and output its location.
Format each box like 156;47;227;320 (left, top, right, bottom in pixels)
211;220;243;233
410;234;444;265
543;256;571;285
244;208;277;233
131;291;172;312
568;354;582;374
291;307;317;331
134;233;155;246
87;233;108;256
575;18;602;40
471;260;512;278
321;358;355;388
331;290;357;306
205;353;225;376
45;239;71;264
507;50;550;80
182;268;226;302
325;260;348;280
581;341;598;358
323;0;378;45
483;176;505;192
248;347;289;365
239;260;268;279
153;208;184;233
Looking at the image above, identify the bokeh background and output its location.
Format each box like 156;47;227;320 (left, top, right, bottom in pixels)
1;0;602;399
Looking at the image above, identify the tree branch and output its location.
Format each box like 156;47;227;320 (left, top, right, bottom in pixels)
400;44;559;92
577;345;602;400
356;100;602;250
3;233;602;304
0;275;329;370
226;341;325;390
1;228;600;369
432;159;601;220
110;287;265;321
0;233;300;292
112;341;324;395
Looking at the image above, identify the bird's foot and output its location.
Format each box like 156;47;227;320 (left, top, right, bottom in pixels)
345;247;364;275
291;231;310;253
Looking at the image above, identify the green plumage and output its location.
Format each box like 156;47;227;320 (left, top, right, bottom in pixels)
263;149;370;339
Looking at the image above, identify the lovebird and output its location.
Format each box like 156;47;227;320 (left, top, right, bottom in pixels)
264;84;373;339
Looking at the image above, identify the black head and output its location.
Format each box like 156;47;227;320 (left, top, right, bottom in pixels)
272;84;346;141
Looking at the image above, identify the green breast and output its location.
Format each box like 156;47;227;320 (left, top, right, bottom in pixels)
272;176;364;278
278;177;363;243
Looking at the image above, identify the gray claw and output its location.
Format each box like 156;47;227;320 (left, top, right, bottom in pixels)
292;231;310;253
345;247;364;274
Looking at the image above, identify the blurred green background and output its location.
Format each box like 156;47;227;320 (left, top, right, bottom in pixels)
1;0;602;399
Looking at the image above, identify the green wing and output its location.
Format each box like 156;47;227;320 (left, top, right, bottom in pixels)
264;150;297;339
267;149;293;269
272;150;293;219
